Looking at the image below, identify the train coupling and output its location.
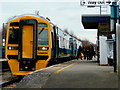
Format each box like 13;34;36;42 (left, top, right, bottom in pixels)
19;60;36;71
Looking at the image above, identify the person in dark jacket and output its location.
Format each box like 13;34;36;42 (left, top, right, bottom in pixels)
82;46;87;60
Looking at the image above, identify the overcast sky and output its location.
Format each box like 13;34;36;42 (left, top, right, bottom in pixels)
0;0;111;44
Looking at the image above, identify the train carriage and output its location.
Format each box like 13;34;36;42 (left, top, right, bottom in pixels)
5;14;82;75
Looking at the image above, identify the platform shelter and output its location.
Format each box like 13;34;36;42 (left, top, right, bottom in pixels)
82;14;113;65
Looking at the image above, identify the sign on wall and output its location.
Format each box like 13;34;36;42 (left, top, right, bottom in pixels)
80;0;112;6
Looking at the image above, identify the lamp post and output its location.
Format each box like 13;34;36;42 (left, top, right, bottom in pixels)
110;1;119;72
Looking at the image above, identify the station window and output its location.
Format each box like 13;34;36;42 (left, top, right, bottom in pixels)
38;29;48;45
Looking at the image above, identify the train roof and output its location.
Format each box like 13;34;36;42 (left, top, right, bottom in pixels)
7;14;82;42
7;14;50;22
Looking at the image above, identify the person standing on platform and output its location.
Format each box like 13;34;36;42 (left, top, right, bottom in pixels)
77;46;83;60
82;46;87;60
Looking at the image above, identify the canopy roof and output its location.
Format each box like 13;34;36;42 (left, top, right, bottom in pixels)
82;14;110;29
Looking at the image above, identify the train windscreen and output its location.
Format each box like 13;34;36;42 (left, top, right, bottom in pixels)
8;28;19;44
38;28;48;45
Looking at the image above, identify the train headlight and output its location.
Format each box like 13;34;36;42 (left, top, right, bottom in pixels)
8;46;18;50
25;66;28;69
38;47;48;51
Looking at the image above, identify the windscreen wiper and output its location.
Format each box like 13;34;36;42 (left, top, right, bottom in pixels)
39;28;44;34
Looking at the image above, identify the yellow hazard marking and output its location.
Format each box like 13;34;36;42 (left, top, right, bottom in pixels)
54;63;76;74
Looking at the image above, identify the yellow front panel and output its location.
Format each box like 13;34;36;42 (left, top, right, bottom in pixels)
8;60;32;75
36;60;48;70
22;25;33;58
6;16;52;75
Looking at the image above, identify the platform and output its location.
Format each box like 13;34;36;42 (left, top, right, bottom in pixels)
14;59;118;88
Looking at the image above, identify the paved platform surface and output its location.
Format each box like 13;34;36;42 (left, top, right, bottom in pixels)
14;59;119;89
43;60;118;88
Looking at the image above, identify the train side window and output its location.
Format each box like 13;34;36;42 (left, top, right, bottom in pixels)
38;29;48;45
51;32;54;48
69;38;73;49
8;28;19;44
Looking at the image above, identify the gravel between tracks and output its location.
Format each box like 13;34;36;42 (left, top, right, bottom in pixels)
14;72;51;88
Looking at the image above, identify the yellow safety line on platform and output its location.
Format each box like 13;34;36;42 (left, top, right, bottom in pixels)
54;63;76;74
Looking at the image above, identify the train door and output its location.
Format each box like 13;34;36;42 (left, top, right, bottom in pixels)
53;26;59;59
22;25;33;58
18;19;37;71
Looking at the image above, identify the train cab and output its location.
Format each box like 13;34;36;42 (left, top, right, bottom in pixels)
6;15;51;75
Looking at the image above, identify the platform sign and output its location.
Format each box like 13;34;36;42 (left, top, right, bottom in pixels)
110;5;119;18
80;0;112;6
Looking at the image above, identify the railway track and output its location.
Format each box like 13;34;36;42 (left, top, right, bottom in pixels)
1;75;24;88
1;68;10;72
0;60;24;88
0;60;10;72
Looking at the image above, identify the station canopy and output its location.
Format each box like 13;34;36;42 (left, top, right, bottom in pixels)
82;14;110;29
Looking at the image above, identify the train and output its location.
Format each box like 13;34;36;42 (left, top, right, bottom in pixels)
5;14;82;75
